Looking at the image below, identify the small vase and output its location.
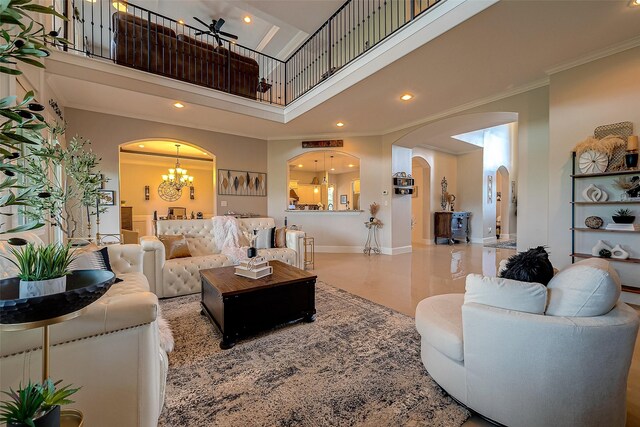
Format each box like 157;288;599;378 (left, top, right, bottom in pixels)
611;245;630;260
625;152;638;169
19;276;67;299
591;240;612;257
247;247;257;258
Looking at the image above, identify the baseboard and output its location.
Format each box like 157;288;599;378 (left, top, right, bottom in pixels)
483;237;497;244
382;245;412;255
470;237;484;244
315;245;364;253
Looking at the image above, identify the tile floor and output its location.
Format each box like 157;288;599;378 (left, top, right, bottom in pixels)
311;243;640;427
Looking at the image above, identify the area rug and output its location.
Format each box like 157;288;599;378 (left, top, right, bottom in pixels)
158;282;471;427
484;239;517;249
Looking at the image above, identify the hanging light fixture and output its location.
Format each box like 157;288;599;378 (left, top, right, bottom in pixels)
161;144;194;191
313;160;319;193
322;153;328;185
330;155;335;171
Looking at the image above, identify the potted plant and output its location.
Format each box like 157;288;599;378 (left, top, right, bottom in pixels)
612;209;635;224
0;380;79;427
3;243;75;298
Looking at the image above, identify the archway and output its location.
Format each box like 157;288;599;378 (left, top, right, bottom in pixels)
496;166;510;240
118;139;216;237
411;156;431;244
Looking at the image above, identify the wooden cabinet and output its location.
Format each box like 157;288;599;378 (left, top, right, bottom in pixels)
434;211;471;244
120;206;133;231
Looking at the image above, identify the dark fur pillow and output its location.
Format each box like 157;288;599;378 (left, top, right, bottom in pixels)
500;246;554;285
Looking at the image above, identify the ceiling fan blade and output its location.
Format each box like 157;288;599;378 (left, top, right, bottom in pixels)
215;34;222;47
214;17;225;31
219;31;238;40
194;31;210;37
193;16;209;29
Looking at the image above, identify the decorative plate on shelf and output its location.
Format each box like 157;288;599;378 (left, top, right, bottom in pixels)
585;216;604;229
578;150;608;174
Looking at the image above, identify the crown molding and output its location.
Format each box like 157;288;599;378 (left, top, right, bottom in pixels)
545;35;640;76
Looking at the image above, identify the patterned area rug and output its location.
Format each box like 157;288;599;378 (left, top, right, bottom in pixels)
158;283;470;427
484;239;517;249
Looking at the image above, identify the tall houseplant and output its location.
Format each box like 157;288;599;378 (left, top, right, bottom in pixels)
1;0;69;234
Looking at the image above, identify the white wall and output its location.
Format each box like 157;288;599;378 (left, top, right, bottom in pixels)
268;136;391;252
548;46;640;289
65;109;268;235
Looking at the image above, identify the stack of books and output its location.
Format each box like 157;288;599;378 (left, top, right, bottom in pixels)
605;223;640;231
235;257;273;279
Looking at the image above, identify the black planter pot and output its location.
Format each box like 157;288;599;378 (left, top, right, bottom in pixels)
8;405;60;427
612;215;636;224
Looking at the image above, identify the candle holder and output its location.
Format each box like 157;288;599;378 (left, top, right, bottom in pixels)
625;151;638;169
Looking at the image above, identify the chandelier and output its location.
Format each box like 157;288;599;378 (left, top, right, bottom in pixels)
161;144;193;191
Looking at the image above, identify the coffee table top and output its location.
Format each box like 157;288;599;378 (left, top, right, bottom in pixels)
200;260;317;296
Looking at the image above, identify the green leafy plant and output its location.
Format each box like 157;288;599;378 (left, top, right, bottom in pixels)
38;379;79;411
4;242;74;280
0;381;44;427
1;0;70;234
0;379;79;427
614;209;633;217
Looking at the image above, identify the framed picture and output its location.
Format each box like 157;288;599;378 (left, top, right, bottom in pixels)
340;194;348;204
218;169;267;196
98;190;116;206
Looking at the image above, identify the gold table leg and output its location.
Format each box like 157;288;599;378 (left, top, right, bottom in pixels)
42;325;50;382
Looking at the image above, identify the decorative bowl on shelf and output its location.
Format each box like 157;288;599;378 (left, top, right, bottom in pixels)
612;216;636;224
585;216;604;229
0;270;116;325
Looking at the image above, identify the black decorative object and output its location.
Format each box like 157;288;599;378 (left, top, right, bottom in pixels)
500;246;555;286
599;249;612;258
612;215;636;224
7;404;61;427
0;270;116;325
625;153;638;169
247;247;257;258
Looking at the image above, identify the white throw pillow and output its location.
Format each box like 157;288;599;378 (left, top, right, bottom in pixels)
545;258;620;317
464;274;548;314
254;227;275;249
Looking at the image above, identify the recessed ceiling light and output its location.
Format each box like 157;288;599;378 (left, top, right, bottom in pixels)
298;164;304;168
348;164;354;168
243;16;252;23
112;1;127;12
630;0;640;6
330;168;335;171
173;102;185;109
336;122;344;127
401;93;413;101
138;144;145;148
178;19;184;25
86;0;97;3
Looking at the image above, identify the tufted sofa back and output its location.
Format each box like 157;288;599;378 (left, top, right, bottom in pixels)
107;244;144;274
155;218;277;257
156;219;220;255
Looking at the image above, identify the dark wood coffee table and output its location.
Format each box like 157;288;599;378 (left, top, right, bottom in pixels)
200;260;317;349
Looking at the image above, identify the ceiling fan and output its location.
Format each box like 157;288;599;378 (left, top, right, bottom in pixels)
193;17;239;46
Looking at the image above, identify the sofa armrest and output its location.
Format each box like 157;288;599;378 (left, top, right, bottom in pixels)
0;288;158;357
141;236;165;297
286;229;305;269
107;244;144;275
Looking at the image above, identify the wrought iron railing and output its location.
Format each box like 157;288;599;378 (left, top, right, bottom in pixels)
51;0;442;106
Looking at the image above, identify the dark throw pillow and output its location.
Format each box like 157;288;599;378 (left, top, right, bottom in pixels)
499;246;554;285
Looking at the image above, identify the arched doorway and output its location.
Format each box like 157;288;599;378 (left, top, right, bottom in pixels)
496;166;509;240
411;156;431;245
118;139;216;237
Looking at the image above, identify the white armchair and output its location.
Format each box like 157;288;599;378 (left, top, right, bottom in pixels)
416;259;639;427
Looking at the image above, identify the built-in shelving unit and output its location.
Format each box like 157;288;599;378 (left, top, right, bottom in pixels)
571;152;639;293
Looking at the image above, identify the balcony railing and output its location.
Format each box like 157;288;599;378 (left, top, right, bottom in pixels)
51;0;441;106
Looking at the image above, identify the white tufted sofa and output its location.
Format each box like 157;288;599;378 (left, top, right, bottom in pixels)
0;236;168;427
140;217;305;298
